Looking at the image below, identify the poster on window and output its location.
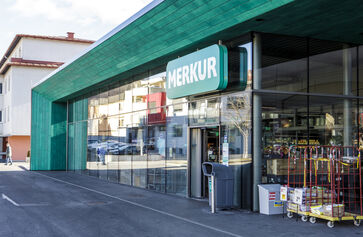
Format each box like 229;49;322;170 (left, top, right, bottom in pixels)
222;142;229;166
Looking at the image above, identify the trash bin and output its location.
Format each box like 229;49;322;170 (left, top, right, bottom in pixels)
258;184;284;215
202;162;234;209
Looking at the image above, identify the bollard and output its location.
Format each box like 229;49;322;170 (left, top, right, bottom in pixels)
211;175;215;213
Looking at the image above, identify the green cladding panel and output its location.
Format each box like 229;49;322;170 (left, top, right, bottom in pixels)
33;0;295;101
31;91;67;170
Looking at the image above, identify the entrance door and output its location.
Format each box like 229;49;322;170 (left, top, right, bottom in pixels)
190;127;219;199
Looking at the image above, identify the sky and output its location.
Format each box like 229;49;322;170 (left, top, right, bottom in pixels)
0;0;153;57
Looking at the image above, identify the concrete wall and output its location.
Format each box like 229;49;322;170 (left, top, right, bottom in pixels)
2;67;54;136
22;38;90;62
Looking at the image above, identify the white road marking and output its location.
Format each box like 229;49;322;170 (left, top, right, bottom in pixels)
2;193;49;207
35;172;243;237
2;193;20;207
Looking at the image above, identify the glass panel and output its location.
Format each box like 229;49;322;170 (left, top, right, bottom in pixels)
88;91;100;119
166;105;188;196
261;34;308;92
221;91;252;208
132;77;148;112
260;93;308;184
309;97;357;146
107;116;119;182
132;111;147;188
118;118;132;185
148;72;166;109
309;40;357;95
147;123;166;192
99;90;108;118
119;84;133;115
87;119;99;177
108;85;120;116
359;99;363;148
359;46;363;96
188;98;220;126
97;116;109;180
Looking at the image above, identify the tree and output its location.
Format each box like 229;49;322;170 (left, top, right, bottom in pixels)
223;93;251;157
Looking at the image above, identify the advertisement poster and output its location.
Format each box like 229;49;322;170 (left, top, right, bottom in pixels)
222;142;229;166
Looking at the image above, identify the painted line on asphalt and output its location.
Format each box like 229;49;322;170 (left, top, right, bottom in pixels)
2;193;49;207
35;172;243;237
2;193;20;206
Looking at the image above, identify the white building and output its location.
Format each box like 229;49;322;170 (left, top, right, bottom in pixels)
0;33;94;161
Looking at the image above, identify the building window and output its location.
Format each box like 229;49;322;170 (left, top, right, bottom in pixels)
0;110;2;122
0;83;2;94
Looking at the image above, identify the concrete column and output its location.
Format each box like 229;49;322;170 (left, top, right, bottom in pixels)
252;33;262;212
343;46;352;147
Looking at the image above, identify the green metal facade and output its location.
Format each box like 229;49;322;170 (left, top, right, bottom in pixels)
31;0;363;170
31;91;67;170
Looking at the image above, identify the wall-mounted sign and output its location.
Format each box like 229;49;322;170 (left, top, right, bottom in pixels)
166;44;228;99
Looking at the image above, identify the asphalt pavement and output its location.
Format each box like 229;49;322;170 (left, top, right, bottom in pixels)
0;163;362;237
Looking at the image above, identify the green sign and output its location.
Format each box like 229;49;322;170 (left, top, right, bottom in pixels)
166;44;228;99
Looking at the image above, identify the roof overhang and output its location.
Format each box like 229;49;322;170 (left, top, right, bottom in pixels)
33;0;363;102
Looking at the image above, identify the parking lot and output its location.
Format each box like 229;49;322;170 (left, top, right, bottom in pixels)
0;163;362;237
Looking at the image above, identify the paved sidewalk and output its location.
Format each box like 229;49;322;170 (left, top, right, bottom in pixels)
0;168;362;237
0;161;29;171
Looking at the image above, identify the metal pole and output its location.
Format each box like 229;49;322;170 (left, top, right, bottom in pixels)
343;46;352;148
211;175;216;213
252;33;262;212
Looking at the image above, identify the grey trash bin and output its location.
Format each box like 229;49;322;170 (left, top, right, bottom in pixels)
258;184;284;215
202;162;234;209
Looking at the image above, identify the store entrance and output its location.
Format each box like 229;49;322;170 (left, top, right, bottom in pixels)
190;127;220;199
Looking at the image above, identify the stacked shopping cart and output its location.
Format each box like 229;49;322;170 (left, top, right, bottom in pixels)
282;146;362;228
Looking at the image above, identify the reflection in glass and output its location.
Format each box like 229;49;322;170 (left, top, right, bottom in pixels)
166;105;188;196
309;41;357;95
309;97;357;146
147;123;166;192
132;111;147;188
108;85;120;116
188;98;220;126
87;119;99;177
88;91;99;119
106;116;120;182
261;34;307;92
221;92;252;208
260;93;308;185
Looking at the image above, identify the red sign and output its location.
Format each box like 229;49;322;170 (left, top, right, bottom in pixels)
269;192;276;200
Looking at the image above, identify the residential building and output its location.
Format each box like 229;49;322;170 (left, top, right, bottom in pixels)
0;33;94;161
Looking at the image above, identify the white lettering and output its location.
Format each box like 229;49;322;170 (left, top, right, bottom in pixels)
168;70;176;89
182;65;190;85
207;57;217;79
176;68;182;86
190;62;198;83
198;60;207;81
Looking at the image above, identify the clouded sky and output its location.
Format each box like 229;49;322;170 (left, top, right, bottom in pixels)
0;0;153;56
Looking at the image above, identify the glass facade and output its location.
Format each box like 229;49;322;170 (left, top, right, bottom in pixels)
259;33;362;185
67;41;253;208
66;32;362;211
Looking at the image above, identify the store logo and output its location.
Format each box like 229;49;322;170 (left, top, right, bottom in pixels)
166;44;228;99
